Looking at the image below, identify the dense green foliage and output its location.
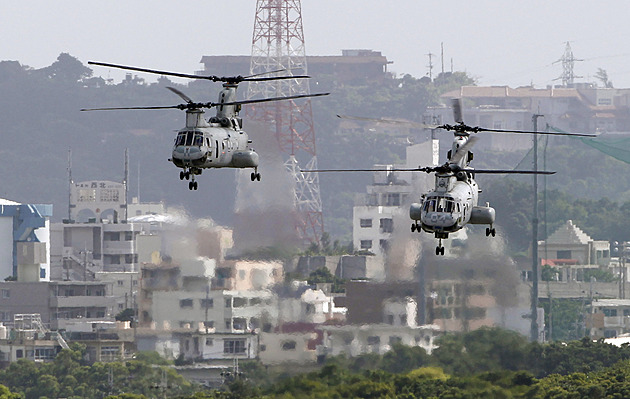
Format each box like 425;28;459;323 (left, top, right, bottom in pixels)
192;329;630;398
5;329;630;398
0;345;197;399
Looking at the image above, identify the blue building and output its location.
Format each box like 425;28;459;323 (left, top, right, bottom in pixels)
0;198;53;281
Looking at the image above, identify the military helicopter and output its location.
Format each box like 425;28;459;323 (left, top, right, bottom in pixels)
310;99;595;255
82;61;328;190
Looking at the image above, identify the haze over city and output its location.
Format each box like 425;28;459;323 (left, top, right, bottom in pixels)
3;1;630;87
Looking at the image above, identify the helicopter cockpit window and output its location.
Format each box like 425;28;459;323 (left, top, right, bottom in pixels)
175;132;186;146
194;133;203;147
185;131;194;146
425;197;455;213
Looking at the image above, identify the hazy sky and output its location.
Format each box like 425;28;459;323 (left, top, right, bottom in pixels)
3;1;630;88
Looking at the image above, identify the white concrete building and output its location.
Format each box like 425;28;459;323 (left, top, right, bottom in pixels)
317;323;441;358
352;141;437;256
589;299;630;339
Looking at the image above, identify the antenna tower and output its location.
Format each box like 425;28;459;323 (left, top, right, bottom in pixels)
247;0;324;244
553;42;583;87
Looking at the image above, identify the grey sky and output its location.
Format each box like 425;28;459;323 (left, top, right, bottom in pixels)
3;1;630;88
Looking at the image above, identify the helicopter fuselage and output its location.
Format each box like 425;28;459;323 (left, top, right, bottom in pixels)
171;123;258;171
409;133;496;254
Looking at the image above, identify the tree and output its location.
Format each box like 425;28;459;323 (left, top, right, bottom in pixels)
595;68;613;88
37;52;92;84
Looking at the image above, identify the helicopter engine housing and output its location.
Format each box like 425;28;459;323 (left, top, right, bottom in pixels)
469;205;495;225
230;150;259;168
409;203;423;221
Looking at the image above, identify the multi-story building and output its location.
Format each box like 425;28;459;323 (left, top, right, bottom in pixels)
588;299;630;339
352;141;437;256
539;220;610;268
199;49;391;84
0;281;117;330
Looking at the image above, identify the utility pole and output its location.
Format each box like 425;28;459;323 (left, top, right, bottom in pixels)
531;114;544;342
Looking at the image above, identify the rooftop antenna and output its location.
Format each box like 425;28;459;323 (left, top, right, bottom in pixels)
441;42;445;75
67;148;73;222
124;148;129;222
426;52;434;80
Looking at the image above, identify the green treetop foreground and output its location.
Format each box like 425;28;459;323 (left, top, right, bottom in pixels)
5;329;630;398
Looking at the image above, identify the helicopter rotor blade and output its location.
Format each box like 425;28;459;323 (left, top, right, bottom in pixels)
302;167;434;173
218;92;329;107
166;86;194;104
465;168;556;175
89;61;309;83
471;126;596;137
80;105;183;111
451;98;464;124
336;114;436;129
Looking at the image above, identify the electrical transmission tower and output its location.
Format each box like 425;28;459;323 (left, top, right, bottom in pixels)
553;42;583;87
247;0;324;245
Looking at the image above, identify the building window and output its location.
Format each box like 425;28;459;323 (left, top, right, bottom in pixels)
380;239;389;252
386;193;400;206
104;232;120;241
203;321;214;329
389;336;402;345
206;338;214;346
225;298;232;308
200;298;214;308
180;299;193;308
78;189;96;202
360;240;373;250
360;218;373;228
233;298;247;308
367;336;380;345
282;340;296;351
117;280;124;286
603;308;618;317
1;289;9;299
224;339;247;354
100;189;120;202
380;218;393;233
557;250;572;259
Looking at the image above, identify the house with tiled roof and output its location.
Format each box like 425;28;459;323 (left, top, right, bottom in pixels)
539;220;610;266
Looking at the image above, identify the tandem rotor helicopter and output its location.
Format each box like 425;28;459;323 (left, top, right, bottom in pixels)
312;99;595;255
82;61;328;190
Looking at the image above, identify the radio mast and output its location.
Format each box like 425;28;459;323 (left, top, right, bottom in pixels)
247;0;324;244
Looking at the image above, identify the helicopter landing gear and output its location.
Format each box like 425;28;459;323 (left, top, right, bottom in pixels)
435;240;445;256
411;222;421;233
181;168;200;190
486;226;496;237
250;168;261;181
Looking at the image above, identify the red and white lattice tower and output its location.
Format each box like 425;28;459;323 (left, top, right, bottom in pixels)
247;0;323;244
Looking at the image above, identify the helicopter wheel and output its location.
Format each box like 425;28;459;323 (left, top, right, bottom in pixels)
251;172;255;181
185;172;190;181
256;173;261;181
179;171;185;180
435;246;445;256
411;224;416;232
486;227;496;237
188;181;198;191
